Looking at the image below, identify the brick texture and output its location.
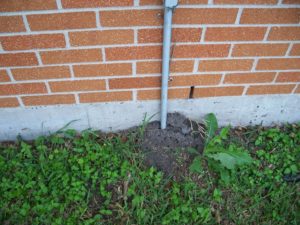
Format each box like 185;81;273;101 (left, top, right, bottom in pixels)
12;66;71;81
138;28;201;43
169;74;221;86
224;72;276;84
205;27;267;41
0;98;19;108
0;34;66;51
50;80;106;92
198;59;253;72
109;77;160;89
100;10;163;27
0;1;299;107
214;0;277;4
73;63;132;77
69;30;134;46
268;27;300;41
80;91;132;103
193;86;245;98
247;84;296;95
137;61;194;74
290;44;300;56
173;8;238;24
0;16;25;33
138;88;190;100
40;49;102;64
0;53;38;67
106;46;161;61
276;72;300;82
0;70;11;82
240;9;300;24
232;44;289;57
0;83;47;96
22;94;76;106
0;0;57;12
173;44;230;58
62;0;133;8
256;58;300;70
27;12;96;31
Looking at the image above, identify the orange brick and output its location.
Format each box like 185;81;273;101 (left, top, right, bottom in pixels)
198;59;253;72
0;83;47;96
80;91;132;103
73;63;132;77
0;97;19;107
282;0;300;3
0;70;10;82
137;88;190;100
40;49;102;64
50;80;106;92
62;0;133;8
295;85;300;93
140;0;208;5
240;8;299;24
0;53;38;67
276;72;300;82
0;34;66;51
256;58;300;70
290;44;300;56
214;0;277;4
138;28;201;43
101;10;163;27
109;77;160;89
0;0;57;12
173;44;230;58
205;27;266;41
106;46;161;61
232;44;289;57
27;12;96;31
137;60;194;74
12;66;71;81
268;27;300;41
247;84;295;95
224;72;276;84
173;8;238;24
169;74;221;87
22;94;75;106
0;16;25;33
70;30;134;46
193;86;244;98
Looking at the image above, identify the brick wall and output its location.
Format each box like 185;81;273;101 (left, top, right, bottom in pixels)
0;0;299;108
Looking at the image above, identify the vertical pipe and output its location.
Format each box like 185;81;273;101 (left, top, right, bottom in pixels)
160;7;173;129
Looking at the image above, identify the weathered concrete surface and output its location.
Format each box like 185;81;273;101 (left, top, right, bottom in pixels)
0;95;299;141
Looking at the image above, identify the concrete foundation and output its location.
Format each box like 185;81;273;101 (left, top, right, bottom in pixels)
0;95;299;141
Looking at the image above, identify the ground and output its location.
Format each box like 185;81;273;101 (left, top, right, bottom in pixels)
0;113;299;224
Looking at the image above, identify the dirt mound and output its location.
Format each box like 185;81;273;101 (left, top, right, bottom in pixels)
141;113;204;177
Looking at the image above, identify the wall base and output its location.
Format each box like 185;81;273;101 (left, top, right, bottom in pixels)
0;95;299;141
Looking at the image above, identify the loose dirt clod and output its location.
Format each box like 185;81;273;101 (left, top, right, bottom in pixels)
140;113;204;177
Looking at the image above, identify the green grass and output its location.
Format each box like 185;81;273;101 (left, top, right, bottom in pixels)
0;123;299;224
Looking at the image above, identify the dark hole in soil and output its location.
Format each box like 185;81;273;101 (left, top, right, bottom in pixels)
140;113;204;178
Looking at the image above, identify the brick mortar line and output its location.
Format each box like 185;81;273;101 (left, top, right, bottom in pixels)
101;48;106;62
16;96;24;107
95;10;101;28
74;93;80;104
132;62;137;77
45;82;51;93
56;0;62;9
64;31;70;48
285;43;294;56
235;8;243;24
35;52;43;65
132;90;137;101
272;71;280;83
1;76;298;86
242;85;250;95
69;65;75;78
263;26;272;41
1;4;299;16
6;69;15;82
1;24;300;37
1;41;300;53
291;84;299;93
22;15;31;32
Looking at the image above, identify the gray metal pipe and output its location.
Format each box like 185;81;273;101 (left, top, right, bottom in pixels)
161;0;178;129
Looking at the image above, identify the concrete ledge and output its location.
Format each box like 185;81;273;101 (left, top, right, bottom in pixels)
0;95;299;141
